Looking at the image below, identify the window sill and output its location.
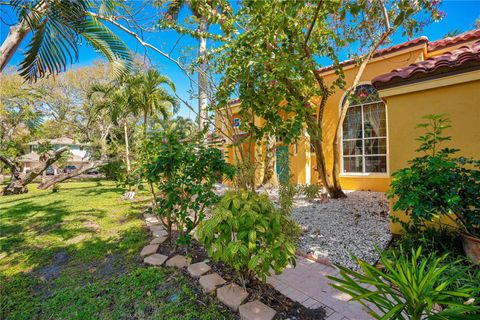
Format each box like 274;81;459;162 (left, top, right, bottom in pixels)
340;173;389;178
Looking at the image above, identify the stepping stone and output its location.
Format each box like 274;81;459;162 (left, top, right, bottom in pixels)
145;216;159;224
140;244;159;256
217;283;249;311
199;273;226;293
144;253;168;266
239;300;276;320
150;236;167;245
187;261;211;278
165;255;191;268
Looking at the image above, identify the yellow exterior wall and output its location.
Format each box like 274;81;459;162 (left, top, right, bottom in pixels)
384;79;480;234
312;48;425;191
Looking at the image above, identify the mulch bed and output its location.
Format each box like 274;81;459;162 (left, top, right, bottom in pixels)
156;231;326;320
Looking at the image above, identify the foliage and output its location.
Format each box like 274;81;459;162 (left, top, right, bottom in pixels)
388;114;480;237
396;224;464;259
139;124;234;245
2;0;133;81
197;190;297;285
300;184;323;200
329;246;480;320
278;176;302;243
211;0;442;197
0;182;233;319
99;159;127;181
232;160;257;191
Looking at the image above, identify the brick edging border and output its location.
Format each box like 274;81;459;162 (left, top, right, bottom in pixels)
295;250;334;268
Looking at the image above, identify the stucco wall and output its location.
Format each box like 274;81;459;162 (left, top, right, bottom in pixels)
384;79;480;234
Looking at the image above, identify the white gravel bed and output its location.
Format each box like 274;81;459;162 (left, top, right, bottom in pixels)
215;185;392;270
286;190;391;270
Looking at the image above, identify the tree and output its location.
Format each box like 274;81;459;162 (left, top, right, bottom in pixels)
213;0;442;198
127;69;179;138
157;0;232;131
0;0;133;81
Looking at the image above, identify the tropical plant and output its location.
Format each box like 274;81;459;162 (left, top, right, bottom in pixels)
212;0;443;199
139;123;234;245
156;0;232;131
278;176;302;243
0;0;133;81
388;114;480;237
329;246;480;320
127;69;179;138
301;184;323;200
197;190;297;287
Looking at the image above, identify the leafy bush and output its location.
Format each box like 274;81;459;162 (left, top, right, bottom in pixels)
300;183;322;200
388;114;480;237
278;176;302;242
197;190;297;286
329;246;479;319
140;128;234;245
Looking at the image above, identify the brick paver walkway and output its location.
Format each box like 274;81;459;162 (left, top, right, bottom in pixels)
267;256;372;320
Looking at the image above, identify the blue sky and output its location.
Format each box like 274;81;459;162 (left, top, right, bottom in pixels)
1;0;479;119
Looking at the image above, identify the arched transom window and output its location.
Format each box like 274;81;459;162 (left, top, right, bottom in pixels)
341;84;387;173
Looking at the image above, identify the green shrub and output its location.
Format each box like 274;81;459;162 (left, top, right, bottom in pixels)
278;176;302;242
197;190;297;286
329;246;480;320
139;128;234;245
388;114;480;237
301;183;322;200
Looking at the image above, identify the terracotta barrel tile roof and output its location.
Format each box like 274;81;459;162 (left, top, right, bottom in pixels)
372;41;480;89
318;37;429;73
428;29;480;51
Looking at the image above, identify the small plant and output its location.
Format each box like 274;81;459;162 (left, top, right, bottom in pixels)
301;183;322;200
51;184;60;193
329;246;479;319
278;176;302;242
388;114;480;237
197;190;297;287
139;127;234;246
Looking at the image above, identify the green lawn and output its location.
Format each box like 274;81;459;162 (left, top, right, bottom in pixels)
0;181;233;320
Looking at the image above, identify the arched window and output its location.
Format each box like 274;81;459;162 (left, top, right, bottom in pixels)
341;84;387;173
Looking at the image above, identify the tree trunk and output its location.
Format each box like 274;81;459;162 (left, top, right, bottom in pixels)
38;161;104;190
197;19;209;132
262;134;277;186
0;148;68;195
123;120;133;193
143;111;148;139
124;121;131;174
0;21;30;72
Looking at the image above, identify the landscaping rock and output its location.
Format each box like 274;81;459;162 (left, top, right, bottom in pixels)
199;273;226;293
217;283;249;311
239;300;276;320
150;236;167;245
145;216;159;225
140;244;159;256
144;254;168;266
150;226;168;237
165;255;191;268
187;262;211;278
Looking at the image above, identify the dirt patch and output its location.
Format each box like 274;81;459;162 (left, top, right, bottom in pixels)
33;251;70;282
158;233;326;320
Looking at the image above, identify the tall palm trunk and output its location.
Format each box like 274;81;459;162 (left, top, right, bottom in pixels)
0;1;48;72
0;22;30;71
143;111;148;139
197;19;209;131
123;120;133;193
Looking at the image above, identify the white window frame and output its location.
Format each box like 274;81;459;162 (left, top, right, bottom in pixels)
340;85;389;177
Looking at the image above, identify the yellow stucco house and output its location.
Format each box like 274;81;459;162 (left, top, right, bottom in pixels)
213;29;480;233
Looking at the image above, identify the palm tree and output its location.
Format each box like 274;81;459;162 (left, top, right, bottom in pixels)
0;0;133;81
157;0;230;131
127;69;179;138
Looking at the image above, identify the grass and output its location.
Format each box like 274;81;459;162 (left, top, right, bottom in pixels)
0;181;234;320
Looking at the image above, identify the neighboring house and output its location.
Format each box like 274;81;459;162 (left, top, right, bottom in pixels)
18;137;91;174
214;29;480;233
